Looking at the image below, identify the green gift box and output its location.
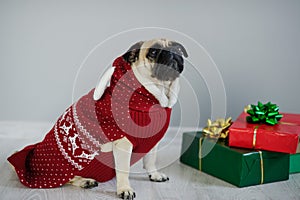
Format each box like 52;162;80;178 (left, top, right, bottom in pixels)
180;132;290;187
290;145;300;173
290;154;300;173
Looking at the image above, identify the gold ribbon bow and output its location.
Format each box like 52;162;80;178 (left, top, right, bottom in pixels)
202;117;233;139
200;117;264;184
199;117;232;171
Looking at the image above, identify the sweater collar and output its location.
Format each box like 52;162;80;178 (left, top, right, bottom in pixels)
112;56;132;71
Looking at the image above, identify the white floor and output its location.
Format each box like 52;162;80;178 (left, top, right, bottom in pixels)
0;122;299;200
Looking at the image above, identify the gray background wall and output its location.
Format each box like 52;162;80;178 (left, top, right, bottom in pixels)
1;0;300;128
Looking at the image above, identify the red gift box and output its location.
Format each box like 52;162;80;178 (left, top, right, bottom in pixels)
229;112;300;154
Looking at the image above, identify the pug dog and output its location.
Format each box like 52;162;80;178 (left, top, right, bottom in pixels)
8;39;188;200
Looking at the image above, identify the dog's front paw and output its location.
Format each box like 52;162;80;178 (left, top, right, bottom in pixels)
68;176;98;189
117;185;136;200
81;179;99;189
149;172;169;182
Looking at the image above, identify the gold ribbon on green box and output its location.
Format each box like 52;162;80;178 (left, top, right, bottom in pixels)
200;117;233;171
198;137;265;184
200;118;265;184
180;131;289;187
202;117;232;139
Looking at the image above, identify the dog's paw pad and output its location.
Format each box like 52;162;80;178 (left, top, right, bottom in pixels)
149;172;169;182
117;186;136;199
81;179;98;189
119;191;136;200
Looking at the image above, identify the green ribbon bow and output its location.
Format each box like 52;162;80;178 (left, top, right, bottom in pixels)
245;101;283;125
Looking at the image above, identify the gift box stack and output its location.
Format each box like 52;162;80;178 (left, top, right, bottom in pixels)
180;102;300;187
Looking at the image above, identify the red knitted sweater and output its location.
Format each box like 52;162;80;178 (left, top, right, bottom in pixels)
7;57;172;188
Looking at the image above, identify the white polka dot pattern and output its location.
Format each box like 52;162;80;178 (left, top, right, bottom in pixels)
7;56;172;188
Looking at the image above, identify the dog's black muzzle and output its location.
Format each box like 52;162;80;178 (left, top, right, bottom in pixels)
151;48;184;81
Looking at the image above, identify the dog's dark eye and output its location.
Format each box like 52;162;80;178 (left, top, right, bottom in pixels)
150;49;157;55
147;48;159;60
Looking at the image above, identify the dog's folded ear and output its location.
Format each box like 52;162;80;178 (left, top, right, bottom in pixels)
170;41;188;58
123;41;144;64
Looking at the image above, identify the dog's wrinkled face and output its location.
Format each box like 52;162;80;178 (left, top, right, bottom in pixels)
123;39;188;81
